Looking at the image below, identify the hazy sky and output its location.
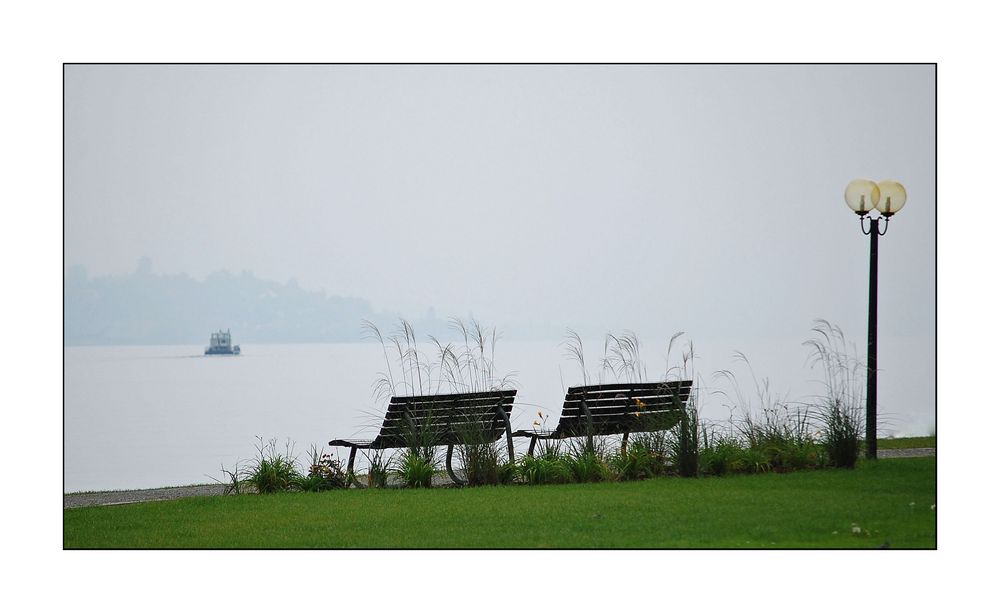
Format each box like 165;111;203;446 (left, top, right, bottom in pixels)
64;64;935;346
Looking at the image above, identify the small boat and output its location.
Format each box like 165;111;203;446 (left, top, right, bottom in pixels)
205;329;240;355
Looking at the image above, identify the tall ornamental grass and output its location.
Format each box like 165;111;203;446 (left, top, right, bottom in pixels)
803;320;864;468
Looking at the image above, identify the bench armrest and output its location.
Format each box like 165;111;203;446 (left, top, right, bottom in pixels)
328;438;373;448
512;429;557;438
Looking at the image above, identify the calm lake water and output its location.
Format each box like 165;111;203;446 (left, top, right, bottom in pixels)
64;339;935;492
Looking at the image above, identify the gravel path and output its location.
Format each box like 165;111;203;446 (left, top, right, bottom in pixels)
876;447;936;459
65;449;935;509
64;484;227;509
63;473;458;508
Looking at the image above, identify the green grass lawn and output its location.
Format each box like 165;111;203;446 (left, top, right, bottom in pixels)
878;436;936;449
64;457;935;549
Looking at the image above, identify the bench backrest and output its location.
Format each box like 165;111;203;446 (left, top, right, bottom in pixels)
371;389;517;449
555;380;693;437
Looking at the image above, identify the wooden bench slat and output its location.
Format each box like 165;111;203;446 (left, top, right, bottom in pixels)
565;381;691;394
556;413;682;426
383;402;514;419
387;399;513;409
384;403;511;414
562;396;689;411
559;407;683;421
563;388;691;403
563;382;691;401
388;390;516;404
377;422;511;436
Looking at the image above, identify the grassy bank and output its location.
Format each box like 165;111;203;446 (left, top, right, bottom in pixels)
64;457;935;549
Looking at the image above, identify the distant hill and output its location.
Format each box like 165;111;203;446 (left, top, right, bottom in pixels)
64;260;447;345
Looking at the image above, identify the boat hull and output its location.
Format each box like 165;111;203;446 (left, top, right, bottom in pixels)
204;346;240;355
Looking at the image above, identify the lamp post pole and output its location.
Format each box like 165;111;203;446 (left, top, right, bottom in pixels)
865;216;879;460
844;179;906;462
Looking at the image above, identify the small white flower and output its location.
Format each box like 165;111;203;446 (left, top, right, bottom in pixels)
851;524;862;535
909;501;916;507
931;504;936;511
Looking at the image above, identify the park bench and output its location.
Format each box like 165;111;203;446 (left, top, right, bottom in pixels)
512;380;693;455
328;389;517;485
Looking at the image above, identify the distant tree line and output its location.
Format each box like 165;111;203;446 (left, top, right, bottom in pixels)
64;259;446;345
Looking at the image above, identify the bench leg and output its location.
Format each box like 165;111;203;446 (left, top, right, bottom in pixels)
497;405;515;464
445;444;466;486
347;446;357;474
527;435;537;457
621;431;630;455
346;447;360;487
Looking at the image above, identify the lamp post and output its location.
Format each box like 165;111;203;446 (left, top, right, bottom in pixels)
844;179;907;460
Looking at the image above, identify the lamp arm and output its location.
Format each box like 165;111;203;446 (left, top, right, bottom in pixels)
877;216;890;236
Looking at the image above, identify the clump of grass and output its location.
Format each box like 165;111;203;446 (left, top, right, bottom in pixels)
398;410;443;466
245;437;303;494
739;446;773;474
608;424;673;481
564;452;608;483
395;450;436;488
609;443;664;481
630;428;672;462
562;442;612;483
776;438;827;472
496;461;518;485
451;402;515;487
460;439;507;486
518;436;574;485
820;401;862;468
362;448;390;488
668;405;699;477
735;404;825;472
803;320;865;469
700;320;868;476
712;351;825;474
517;455;573;485
698;428;827;477
698;433;745;476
